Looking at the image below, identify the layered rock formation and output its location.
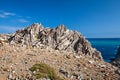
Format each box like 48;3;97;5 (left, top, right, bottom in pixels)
8;23;102;60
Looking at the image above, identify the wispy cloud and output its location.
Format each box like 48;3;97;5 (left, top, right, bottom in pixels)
18;19;29;23
0;10;31;26
0;26;22;33
0;10;15;18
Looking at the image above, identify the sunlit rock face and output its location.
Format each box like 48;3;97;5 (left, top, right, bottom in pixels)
8;23;102;60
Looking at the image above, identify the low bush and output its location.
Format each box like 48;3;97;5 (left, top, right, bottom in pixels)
29;63;63;80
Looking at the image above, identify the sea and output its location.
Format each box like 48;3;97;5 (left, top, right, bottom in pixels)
88;38;120;62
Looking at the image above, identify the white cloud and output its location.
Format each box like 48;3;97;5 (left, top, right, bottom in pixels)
0;11;15;18
18;19;29;23
0;26;22;32
3;12;15;16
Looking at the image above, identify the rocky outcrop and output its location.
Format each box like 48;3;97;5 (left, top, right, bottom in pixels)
111;46;120;68
0;43;119;80
8;23;102;60
0;34;12;47
0;34;11;43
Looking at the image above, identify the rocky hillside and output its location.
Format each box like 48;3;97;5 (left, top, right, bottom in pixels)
8;23;102;60
0;23;120;80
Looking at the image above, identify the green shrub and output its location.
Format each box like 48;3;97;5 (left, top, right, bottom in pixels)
34;35;39;40
29;63;63;80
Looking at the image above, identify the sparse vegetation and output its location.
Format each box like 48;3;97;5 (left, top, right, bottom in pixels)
29;63;63;80
34;35;39;40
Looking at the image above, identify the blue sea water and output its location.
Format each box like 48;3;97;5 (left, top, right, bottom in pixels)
88;38;120;62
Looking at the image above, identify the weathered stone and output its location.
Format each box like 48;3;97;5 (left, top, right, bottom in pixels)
116;69;120;75
8;23;103;60
59;68;69;77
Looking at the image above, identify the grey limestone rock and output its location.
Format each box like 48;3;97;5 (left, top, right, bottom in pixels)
8;23;103;60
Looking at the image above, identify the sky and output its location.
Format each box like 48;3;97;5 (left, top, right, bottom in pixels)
0;0;120;38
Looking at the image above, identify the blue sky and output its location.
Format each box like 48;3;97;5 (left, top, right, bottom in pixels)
0;0;120;38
